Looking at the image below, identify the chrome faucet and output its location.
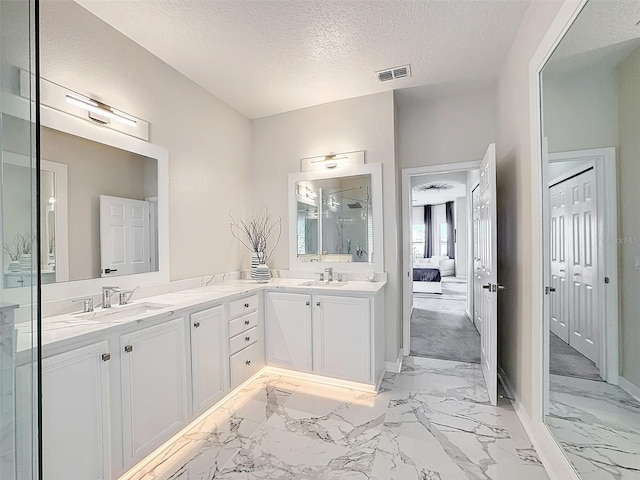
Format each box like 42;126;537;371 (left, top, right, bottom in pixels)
72;297;94;313
119;287;138;306
102;286;121;308
324;267;333;282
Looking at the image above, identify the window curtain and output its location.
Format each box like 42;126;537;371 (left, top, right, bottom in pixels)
424;205;433;258
445;201;455;259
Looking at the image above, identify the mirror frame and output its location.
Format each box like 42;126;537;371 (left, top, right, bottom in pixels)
2;103;169;304
288;162;383;273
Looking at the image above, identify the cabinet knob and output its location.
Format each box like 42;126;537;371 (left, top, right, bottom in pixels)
305;301;310;306
245;320;250;325
316;302;321;306
245;336;251;342
194;321;200;328
244;303;249;308
245;360;251;366
101;353;111;362
124;345;133;353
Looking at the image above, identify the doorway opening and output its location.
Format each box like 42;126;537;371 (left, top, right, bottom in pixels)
408;169;479;363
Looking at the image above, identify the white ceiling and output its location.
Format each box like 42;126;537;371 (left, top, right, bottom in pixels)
545;0;640;77
75;0;531;119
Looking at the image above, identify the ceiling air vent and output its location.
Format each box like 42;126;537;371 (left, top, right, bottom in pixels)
377;64;411;82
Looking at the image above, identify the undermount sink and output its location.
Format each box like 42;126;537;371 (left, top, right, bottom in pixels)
75;302;173;322
301;281;348;288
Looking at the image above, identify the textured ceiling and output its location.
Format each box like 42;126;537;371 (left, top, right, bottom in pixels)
75;0;531;119
545;0;640;76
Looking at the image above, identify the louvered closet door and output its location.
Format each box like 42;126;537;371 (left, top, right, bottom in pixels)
567;169;598;363
549;182;570;343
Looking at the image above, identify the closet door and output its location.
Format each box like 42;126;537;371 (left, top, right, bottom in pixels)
567;169;598;363
549;182;569;343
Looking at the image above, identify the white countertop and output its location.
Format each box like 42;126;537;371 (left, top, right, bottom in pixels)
15;278;386;355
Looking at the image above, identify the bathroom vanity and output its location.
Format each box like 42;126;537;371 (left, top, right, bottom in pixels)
14;278;385;479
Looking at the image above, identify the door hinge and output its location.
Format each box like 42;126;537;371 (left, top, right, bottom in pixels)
545;286;556;295
604;276;610;284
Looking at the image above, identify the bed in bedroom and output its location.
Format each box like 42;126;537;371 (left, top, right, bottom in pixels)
413;266;442;294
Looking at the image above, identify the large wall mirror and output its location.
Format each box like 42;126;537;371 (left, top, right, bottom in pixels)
289;163;383;273
540;1;640;478
1;96;169;302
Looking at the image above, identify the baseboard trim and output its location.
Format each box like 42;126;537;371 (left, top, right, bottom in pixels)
385;348;403;373
497;366;579;480
619;376;640;403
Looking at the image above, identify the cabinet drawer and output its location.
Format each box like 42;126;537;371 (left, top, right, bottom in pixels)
229;326;258;356
229;310;259;337
229;342;261;388
229;294;259;319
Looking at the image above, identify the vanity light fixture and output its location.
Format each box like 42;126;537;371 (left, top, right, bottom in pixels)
300;151;365;172
65;95;138;128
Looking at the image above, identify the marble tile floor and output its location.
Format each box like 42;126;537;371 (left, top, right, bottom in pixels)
547;374;640;479
127;357;549;480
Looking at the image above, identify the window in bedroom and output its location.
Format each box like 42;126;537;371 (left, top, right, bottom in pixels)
439;223;448;256
412;223;425;258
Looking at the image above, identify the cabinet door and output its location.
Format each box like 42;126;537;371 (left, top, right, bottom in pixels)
191;306;227;413
120;318;187;464
41;342;111;480
313;295;371;383
265;292;312;372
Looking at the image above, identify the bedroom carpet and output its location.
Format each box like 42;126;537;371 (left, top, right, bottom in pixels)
549;332;602;381
411;277;480;364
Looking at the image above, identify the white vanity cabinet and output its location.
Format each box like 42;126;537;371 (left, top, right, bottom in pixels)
265;291;313;372
120;317;188;466
190;305;227;414
228;294;264;388
313;295;371;384
265;289;383;387
37;341;112;480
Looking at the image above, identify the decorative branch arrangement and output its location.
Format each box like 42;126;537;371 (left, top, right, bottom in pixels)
229;206;282;263
3;232;34;261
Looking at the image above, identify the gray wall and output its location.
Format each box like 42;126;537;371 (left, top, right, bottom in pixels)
251;92;402;364
496;0;563;418
41;0;253;281
617;46;640;389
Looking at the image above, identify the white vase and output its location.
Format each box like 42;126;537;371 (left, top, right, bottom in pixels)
20;254;32;271
255;263;271;283
250;253;260;280
8;261;21;272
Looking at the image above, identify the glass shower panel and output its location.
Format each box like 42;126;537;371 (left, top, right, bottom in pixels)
1;0;40;479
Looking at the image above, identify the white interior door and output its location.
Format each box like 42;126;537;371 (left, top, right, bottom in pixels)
566;169;599;363
472;185;481;333
549;182;570;342
475;144;499;406
100;195;151;277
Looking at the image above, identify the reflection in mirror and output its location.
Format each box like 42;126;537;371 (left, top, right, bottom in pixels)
1;113;159;287
541;1;640;478
295;174;372;263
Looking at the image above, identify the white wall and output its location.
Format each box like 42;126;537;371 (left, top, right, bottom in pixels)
496;0;563;419
40;0;253;282
616;46;640;390
543;64;618;153
251;92;401;364
395;84;498;169
455;197;467;278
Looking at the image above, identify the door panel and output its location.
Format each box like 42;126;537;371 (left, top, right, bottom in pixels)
100;195;151;277
265;292;313;372
549;183;569;342
476;144;498;406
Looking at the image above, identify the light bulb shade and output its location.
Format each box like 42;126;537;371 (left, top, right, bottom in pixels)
66;95;137;127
